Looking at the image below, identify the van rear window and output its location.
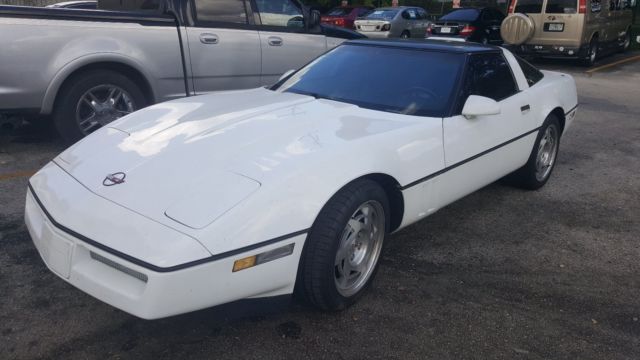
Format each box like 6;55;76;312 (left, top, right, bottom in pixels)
545;0;578;13
515;0;543;13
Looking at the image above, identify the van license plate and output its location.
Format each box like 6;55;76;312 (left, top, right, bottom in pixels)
545;23;564;32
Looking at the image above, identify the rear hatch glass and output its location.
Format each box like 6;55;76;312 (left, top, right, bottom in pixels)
545;0;578;13
515;0;544;13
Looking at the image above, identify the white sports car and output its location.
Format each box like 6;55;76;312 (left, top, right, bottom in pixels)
25;40;578;319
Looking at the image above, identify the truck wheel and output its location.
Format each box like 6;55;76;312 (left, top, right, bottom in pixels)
53;70;147;143
581;37;598;67
619;28;631;53
302;179;389;310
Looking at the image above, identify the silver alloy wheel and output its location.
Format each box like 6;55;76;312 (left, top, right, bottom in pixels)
334;200;385;297
75;84;136;135
535;125;559;182
589;42;597;63
623;31;631;50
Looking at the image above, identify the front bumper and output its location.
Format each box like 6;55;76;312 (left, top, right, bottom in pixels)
504;44;588;59
25;188;306;320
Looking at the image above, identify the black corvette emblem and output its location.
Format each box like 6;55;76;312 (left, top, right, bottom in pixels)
103;172;126;186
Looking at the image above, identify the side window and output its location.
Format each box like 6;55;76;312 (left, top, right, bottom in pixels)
194;0;248;24
462;53;519;103
418;9;428;19
255;0;304;28
591;0;602;12
515;55;544;86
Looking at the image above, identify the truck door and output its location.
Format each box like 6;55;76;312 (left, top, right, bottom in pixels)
186;0;262;94
252;0;327;85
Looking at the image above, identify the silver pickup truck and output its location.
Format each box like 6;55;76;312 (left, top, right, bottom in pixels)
0;0;362;142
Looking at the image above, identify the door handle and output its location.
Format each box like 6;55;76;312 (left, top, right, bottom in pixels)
268;36;283;46
199;33;219;44
521;104;531;112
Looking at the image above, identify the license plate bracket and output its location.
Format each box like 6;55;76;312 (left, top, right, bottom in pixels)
544;22;564;32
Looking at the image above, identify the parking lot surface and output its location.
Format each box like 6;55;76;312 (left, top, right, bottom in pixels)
1;55;639;360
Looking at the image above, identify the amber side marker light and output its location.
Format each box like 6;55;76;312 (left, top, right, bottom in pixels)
232;243;295;272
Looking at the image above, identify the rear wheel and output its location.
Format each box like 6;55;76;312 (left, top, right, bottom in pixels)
301;179;389;310
581;37;598;66
53;70;147;143
508;114;561;190
400;31;410;39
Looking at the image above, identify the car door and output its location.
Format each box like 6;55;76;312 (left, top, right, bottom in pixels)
436;52;536;206
186;0;262;94
251;0;327;85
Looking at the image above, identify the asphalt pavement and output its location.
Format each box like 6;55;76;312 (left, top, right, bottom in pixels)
1;54;639;360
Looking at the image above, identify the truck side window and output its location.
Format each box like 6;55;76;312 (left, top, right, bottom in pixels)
194;0;248;24
462;53;519;102
255;0;304;28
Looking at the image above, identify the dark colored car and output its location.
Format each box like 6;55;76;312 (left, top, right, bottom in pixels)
427;7;505;44
321;6;373;29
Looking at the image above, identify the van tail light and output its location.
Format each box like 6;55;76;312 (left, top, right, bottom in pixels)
460;25;477;36
381;23;391;31
508;0;516;13
578;0;587;13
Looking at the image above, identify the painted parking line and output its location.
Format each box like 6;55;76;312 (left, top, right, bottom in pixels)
586;54;640;74
0;170;36;181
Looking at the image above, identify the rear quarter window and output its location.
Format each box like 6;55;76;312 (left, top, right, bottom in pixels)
515;56;544;86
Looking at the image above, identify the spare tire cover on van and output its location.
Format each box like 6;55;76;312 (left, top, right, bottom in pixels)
501;14;536;45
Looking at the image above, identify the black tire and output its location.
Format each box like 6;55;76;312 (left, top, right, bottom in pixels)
508;114;561;190
53;70;147;144
619;28;631;53
400;31;410;39
301;179;390;311
581;37;598;67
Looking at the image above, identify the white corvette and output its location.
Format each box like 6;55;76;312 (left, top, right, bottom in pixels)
25;40;577;319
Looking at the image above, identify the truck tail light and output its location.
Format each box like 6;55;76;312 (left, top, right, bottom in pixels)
460;25;477;36
578;0;586;13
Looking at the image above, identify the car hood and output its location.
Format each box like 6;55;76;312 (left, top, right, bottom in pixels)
55;87;415;231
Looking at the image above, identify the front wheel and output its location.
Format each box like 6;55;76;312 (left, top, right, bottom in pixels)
509;114;561;190
53;70;147;144
301;179;389;310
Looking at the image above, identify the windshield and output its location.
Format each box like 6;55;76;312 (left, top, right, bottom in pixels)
363;9;398;20
440;8;480;21
273;45;464;117
327;7;352;16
